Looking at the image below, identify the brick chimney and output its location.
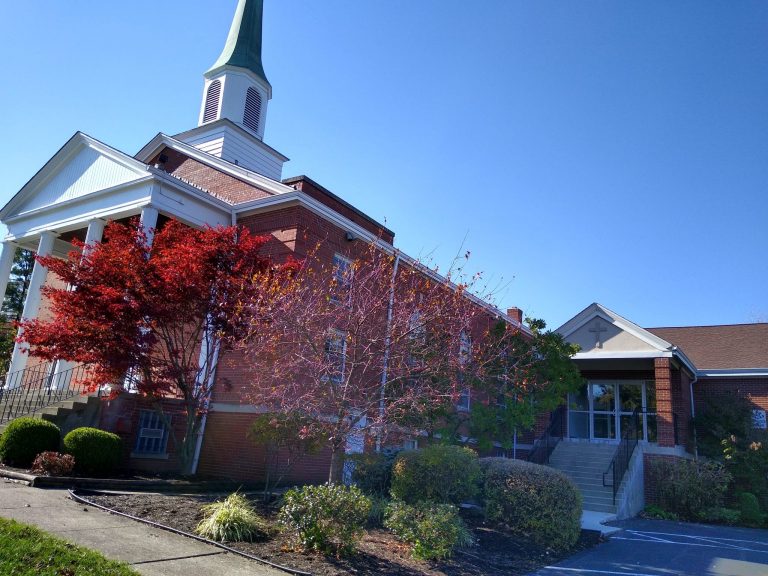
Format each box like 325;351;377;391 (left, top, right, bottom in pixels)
507;307;523;324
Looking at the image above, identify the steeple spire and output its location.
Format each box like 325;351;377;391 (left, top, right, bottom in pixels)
207;0;270;89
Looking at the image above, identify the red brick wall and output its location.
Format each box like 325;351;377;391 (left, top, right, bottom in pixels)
695;376;768;418
654;358;675;447
152;149;274;204
196;412;332;484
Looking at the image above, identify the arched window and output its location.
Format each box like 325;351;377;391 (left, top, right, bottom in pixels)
243;87;262;133
202;80;221;123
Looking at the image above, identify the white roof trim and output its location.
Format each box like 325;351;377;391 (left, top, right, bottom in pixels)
572;351;674;360
699;369;768;378
235;191;529;335
557;302;674;352
135;133;294;198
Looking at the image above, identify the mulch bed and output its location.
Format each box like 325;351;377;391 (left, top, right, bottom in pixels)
86;492;601;576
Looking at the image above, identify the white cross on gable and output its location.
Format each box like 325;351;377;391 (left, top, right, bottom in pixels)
589;319;608;349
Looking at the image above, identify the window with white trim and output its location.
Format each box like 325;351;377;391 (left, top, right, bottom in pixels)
134;410;170;455
324;329;347;384
403;438;418;451
331;253;353;303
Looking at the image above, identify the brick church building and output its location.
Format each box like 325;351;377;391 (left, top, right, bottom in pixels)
1;1;766;518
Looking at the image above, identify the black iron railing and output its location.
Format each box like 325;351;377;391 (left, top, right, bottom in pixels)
527;405;565;465
0;363;93;424
602;407;640;504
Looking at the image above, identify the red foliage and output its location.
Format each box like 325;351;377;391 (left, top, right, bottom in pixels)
19;219;297;472
30;451;75;477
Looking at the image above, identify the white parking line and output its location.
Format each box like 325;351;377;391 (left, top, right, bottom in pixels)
541;567;663;576
612;536;768;555
627;529;768;547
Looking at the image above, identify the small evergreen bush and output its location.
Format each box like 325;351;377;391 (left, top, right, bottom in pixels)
480;457;582;551
0;417;60;467
390;444;480;505
278;483;371;555
30;451;75;476
63;427;122;476
195;493;271;542
738;492;765;527
384;500;474;560
646;457;731;520
699;507;740;525
348;451;398;496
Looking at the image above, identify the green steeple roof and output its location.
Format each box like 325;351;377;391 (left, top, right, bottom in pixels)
207;0;270;87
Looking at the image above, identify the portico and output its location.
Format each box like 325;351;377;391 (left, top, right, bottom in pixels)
0;132;233;377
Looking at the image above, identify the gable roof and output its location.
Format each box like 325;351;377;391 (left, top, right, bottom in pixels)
647;324;768;371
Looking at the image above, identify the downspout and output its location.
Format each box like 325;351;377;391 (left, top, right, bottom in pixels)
376;252;401;452
191;210;236;474
689;372;699;459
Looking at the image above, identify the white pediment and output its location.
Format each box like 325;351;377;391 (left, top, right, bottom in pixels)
1;133;150;221
557;303;673;355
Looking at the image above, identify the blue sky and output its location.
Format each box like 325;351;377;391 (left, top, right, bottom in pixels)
1;1;766;329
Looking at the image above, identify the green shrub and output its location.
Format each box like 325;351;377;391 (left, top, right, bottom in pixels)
738;492;765;527
0;417;60;467
278;484;371;555
63;427;122;476
348;451;398;496
390;444;480;505
366;495;388;528
384;500;474;560
698;507;741;525
723;434;768;512
195;493;271;542
480;457;582;551
30;451;75;476
646;457;731;520
642;505;678;521
694;395;753;459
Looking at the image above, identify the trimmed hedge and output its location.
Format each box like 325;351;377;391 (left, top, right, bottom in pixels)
646;457;731;520
480;457;582;551
278;484;371;556
0;417;60;467
384;500;474;560
63;427;122;476
349;451;398;497
390;444;480;505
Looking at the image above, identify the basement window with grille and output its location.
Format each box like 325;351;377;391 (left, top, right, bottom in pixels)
132;410;170;458
243;87;262;133
202;80;221;123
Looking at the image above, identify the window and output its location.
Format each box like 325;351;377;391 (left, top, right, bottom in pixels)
324;329;347;383
457;388;471;412
331;253;353;303
243;87;262;133
202;80;221;124
134;410;170;455
403;438;418;451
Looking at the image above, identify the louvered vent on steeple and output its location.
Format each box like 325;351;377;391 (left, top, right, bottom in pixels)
202;80;222;123
243;87;262;133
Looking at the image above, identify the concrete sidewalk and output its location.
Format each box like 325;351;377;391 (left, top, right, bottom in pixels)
0;479;287;576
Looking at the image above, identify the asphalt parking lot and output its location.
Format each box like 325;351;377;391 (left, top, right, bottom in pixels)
529;518;768;576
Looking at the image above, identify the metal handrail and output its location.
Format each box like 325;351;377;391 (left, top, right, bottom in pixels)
527;405;565;465
602;407;640;504
0;363;94;424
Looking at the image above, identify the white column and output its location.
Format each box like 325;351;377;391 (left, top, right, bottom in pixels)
8;231;57;376
0;241;17;309
140;206;159;248
51;219;107;387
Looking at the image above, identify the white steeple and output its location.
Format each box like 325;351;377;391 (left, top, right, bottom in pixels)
176;0;287;181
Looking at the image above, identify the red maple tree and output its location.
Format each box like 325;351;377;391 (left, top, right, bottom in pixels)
20;219;296;474
232;242;495;483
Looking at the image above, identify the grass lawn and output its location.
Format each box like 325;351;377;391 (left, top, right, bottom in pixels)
0;517;139;576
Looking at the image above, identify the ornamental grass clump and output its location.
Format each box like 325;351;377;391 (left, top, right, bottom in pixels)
278;483;371;556
480;457;582;551
384;500;474;560
195;492;271;542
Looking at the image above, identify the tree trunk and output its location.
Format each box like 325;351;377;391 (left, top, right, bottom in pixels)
327;443;345;484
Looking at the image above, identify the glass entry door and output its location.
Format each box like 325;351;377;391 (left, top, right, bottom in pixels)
568;380;656;442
